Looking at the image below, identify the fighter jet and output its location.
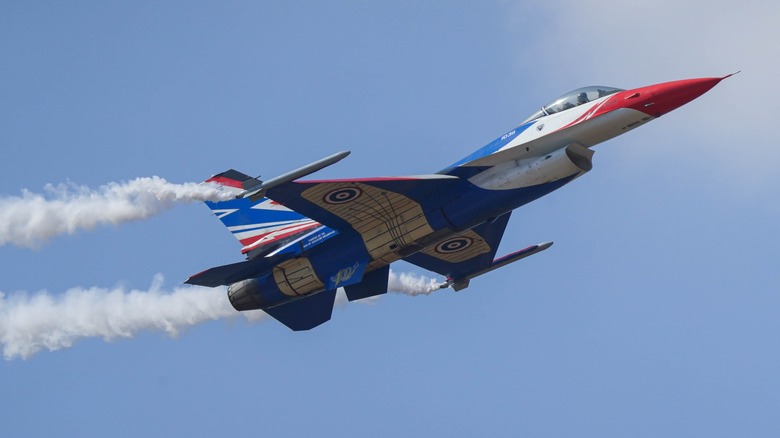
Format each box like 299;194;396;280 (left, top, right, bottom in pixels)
187;75;733;330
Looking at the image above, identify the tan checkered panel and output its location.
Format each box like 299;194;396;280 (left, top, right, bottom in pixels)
272;257;324;297
301;182;434;260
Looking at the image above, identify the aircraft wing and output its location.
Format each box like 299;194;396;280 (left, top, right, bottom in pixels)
403;212;511;279
264;175;468;260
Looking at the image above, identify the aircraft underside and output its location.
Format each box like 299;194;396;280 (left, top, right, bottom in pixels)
188;74;731;330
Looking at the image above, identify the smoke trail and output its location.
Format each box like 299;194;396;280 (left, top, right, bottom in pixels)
388;270;441;295
0;275;253;360
0;177;235;248
0;270;442;360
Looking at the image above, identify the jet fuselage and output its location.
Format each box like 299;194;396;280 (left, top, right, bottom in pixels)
189;75;730;330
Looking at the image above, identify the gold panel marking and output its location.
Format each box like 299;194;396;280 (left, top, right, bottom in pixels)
302;182;434;260
421;229;491;263
272;257;324;297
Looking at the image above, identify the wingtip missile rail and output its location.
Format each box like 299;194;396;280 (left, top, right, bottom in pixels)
438;241;554;291
236;150;351;201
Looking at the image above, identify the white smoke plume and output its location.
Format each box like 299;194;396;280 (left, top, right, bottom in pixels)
388;270;441;295
0;177;236;248
0;275;247;360
0;270;441;360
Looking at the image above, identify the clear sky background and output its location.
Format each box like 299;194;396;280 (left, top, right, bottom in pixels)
2;1;778;436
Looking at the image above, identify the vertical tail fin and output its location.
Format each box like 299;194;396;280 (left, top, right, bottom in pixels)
205;170;321;257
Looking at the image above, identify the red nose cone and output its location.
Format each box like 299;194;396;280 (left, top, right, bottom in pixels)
624;77;725;117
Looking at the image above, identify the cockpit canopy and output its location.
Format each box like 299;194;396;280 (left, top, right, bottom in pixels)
523;86;623;123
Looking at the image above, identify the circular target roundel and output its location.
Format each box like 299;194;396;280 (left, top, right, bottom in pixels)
323;187;362;204
434;237;474;254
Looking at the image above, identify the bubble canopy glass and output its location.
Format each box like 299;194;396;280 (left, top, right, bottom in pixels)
523;86;623;123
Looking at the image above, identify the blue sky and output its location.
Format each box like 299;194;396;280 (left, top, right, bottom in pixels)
2;1;778;436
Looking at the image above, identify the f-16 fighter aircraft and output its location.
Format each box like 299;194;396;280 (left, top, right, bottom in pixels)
187;75;733;330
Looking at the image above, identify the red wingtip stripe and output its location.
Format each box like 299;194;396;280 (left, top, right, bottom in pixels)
206;176;244;189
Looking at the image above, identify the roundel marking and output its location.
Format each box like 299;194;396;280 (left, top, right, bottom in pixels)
323;187;363;205
434;237;474;254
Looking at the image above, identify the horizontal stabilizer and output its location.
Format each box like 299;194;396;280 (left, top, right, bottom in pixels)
264;289;337;331
185;257;276;287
